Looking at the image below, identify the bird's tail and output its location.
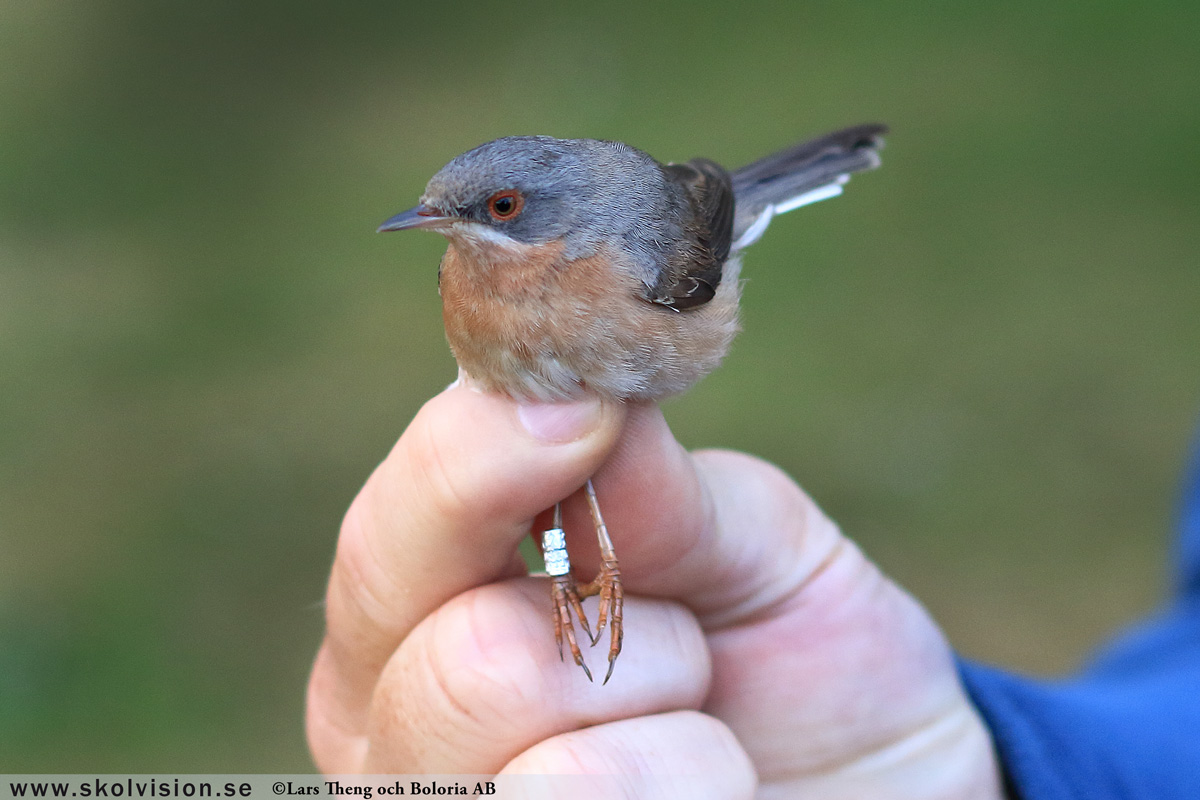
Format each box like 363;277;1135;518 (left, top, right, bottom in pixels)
730;124;886;250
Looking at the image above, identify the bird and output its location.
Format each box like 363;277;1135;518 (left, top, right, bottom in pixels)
378;124;887;683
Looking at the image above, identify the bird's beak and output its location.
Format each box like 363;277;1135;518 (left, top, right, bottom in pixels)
376;203;451;232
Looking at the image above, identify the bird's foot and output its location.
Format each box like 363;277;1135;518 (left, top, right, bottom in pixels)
580;557;623;684
550;573;594;682
543;523;594;680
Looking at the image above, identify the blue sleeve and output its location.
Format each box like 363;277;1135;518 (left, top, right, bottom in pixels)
959;431;1200;799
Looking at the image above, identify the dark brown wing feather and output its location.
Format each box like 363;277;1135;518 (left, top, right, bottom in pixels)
650;158;735;311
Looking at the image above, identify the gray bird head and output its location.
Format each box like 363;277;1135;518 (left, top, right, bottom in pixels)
379;136;679;272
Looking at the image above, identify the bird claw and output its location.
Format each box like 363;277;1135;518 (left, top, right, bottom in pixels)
551;574;594;681
581;558;623;684
541;486;622;684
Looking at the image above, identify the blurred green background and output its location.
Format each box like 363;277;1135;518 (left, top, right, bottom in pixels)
3;0;1198;772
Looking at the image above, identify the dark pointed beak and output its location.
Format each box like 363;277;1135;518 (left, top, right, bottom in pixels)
376;203;451;232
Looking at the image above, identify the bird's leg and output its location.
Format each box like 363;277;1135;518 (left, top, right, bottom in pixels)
578;479;624;684
542;503;594;681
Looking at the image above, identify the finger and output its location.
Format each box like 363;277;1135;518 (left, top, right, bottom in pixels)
674;453;991;791
558;403;842;626
548;406;998;792
360;578;710;773
688;449;846;625
498;710;757;800
312;385;625;755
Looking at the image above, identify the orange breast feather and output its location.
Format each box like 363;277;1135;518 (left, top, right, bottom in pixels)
439;238;740;401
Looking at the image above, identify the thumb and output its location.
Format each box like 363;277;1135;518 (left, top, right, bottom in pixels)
320;383;625;720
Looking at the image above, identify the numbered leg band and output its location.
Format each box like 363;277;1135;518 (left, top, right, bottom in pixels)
541;527;570;577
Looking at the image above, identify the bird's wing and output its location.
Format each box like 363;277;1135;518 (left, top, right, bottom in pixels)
649;158;735;311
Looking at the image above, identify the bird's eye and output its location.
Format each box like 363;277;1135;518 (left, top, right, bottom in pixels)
487;190;524;221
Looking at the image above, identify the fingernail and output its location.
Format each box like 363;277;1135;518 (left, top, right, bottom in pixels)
517;398;604;443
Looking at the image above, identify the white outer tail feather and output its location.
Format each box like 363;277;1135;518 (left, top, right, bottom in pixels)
730;174;851;252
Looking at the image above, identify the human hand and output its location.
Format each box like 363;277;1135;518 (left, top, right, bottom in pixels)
306;384;1005;798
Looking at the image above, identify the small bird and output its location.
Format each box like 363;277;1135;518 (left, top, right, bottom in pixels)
379;124;886;683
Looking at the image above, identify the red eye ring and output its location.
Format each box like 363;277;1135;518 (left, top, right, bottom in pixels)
487;189;524;221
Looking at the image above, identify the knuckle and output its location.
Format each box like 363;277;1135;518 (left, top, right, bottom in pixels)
430;590;544;715
421;629;506;737
403;409;481;526
374;586;549;748
329;501;402;636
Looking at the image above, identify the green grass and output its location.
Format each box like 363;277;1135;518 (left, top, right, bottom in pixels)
2;0;1198;771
